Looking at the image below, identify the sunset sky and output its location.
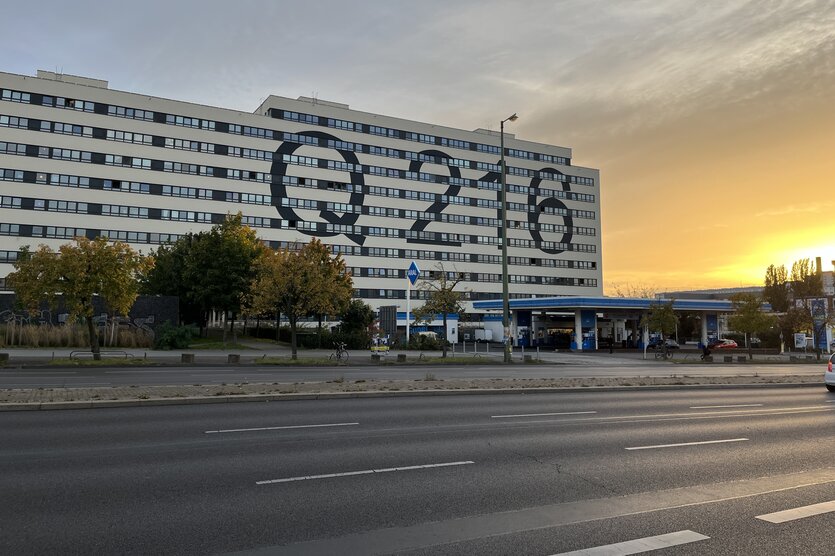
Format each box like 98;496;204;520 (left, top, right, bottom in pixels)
3;0;833;292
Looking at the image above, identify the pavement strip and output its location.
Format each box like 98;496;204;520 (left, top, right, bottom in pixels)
755;500;835;523
549;530;710;556
625;438;749;451
205;422;359;434
255;460;474;485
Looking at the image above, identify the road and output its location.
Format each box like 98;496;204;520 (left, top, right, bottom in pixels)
1;387;834;554
0;362;823;388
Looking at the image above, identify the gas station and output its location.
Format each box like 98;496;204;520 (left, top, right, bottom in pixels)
471;296;744;350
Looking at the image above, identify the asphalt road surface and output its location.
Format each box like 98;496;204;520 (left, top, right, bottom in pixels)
1;387;833;554
0;362;823;388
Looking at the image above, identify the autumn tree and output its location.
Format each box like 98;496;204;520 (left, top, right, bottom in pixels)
8;237;152;359
303;239;353;348
763;264;789;313
728;293;776;360
248;239;352;359
412;265;466;358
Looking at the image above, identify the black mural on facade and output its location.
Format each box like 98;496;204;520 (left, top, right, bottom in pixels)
529;167;573;255
270;131;366;246
406;150;462;245
270;136;575;255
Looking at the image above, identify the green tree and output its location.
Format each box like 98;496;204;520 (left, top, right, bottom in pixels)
142;214;263;340
640;300;678;351
8;237;152;360
248;239;353;359
340;299;375;334
412;265;466;358
763;264;789;313
728;293;776;360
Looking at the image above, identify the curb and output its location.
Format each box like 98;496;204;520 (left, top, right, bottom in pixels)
0;381;823;411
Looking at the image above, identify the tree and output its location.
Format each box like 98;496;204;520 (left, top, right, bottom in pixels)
340;299;375;334
790;258;823;301
303;239;353;348
640;300;678;348
412;265;466;358
248;239;353;359
728;293;776;360
142;214;263;340
8;237;152;360
610;282;658;298
763;264;789;313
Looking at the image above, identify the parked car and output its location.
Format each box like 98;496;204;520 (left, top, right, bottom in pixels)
647;338;680;349
709;338;737;349
826;353;835;392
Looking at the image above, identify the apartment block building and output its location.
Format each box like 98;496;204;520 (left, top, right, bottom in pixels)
0;70;602;315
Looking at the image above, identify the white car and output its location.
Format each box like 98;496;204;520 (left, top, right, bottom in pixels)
827;353;835;392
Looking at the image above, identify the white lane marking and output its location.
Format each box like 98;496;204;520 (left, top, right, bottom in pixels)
756;500;835;523
205;422;359;434
625;438;748;451
690;403;763;409
549;530;710;555
256;460;474;485
492;411;597;419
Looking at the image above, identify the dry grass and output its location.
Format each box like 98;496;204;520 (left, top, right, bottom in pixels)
0;324;152;348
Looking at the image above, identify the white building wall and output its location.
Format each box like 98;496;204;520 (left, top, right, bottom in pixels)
0;70;603;314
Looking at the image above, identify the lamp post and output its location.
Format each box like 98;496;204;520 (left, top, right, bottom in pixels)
500;113;518;364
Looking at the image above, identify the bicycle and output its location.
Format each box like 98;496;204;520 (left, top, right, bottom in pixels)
653;345;672;360
330;341;349;362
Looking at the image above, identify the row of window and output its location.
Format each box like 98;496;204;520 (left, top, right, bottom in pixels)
284;174;594;205
0;166;599;234
0;222;600;268
0;195;597;249
282;152;591;188
1;86;578;170
0;140;273;184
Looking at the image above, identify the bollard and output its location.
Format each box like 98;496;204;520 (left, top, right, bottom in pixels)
181;353;195;363
227;354;240;364
537;346;540;359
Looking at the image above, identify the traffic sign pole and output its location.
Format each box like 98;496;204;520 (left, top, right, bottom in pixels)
406;279;411;345
406;261;420;346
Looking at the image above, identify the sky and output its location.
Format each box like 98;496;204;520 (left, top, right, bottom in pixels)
2;0;833;293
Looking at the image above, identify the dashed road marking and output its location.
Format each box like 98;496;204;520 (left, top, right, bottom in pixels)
205;422;359;434
625;438;748;451
256;460;474;485
756;500;835;523
549;530;710;555
491;411;597;419
689;404;763;409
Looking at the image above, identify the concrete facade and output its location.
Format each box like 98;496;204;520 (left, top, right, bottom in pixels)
0;70;601;316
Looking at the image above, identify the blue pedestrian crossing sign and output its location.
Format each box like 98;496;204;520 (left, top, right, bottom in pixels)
407;261;420;285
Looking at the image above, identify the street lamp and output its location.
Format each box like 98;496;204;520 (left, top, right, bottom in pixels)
500;113;518;364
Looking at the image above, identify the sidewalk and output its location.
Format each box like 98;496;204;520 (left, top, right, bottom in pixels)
0;345;828;367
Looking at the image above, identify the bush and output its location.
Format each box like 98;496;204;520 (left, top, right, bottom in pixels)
407;334;451;351
154;321;197;350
